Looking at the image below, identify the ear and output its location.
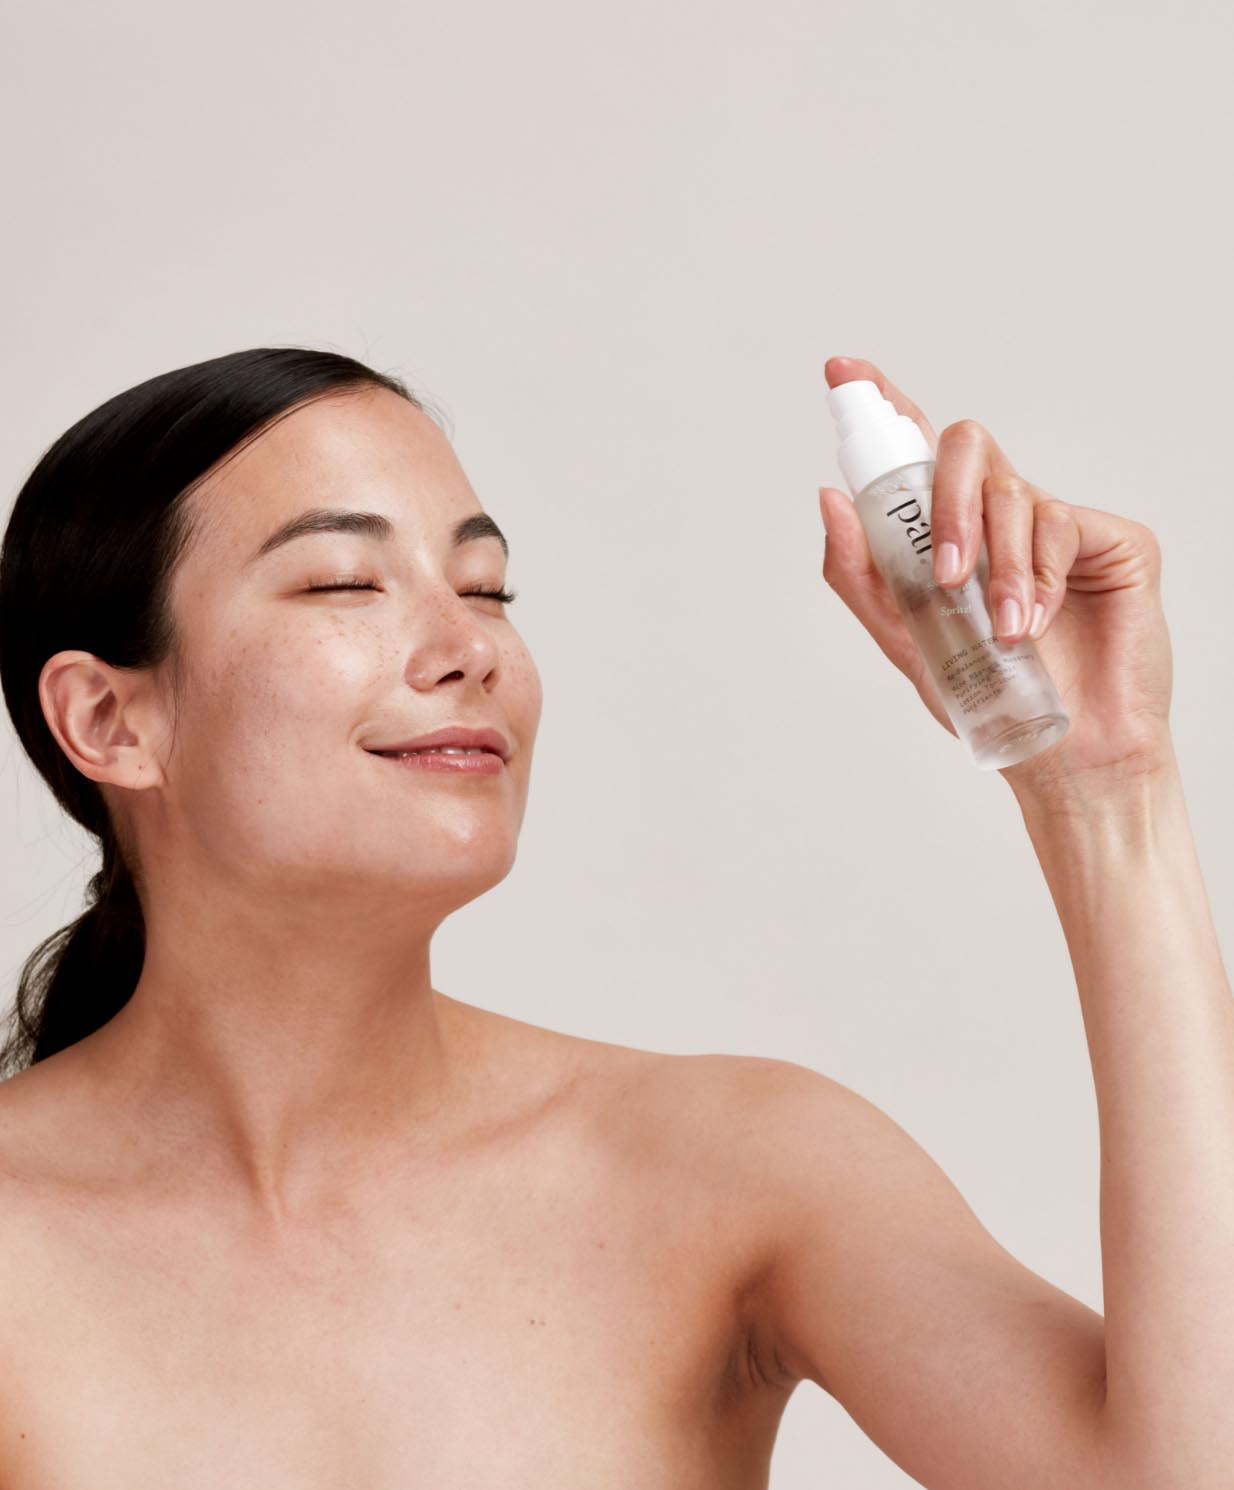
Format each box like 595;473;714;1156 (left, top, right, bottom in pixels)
37;650;168;790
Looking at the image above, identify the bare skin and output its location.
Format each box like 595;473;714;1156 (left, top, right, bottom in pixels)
0;386;795;1487
0;998;795;1490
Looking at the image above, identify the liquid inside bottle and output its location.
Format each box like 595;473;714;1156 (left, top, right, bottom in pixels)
854;459;1070;770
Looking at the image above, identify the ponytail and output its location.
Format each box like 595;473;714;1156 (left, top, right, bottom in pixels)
0;822;146;1075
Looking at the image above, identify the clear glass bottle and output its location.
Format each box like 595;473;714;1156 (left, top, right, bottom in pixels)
827;380;1070;770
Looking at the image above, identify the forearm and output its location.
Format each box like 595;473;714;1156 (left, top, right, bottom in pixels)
1015;756;1234;1486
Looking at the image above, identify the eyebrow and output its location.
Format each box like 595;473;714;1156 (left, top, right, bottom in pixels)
246;507;509;565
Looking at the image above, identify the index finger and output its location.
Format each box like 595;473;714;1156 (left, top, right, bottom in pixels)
824;356;940;456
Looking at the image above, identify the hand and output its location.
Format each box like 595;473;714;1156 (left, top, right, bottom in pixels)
818;356;1176;804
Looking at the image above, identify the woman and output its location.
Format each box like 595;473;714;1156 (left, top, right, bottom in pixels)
0;346;1228;1488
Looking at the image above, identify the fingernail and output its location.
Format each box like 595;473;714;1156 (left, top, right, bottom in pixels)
936;542;962;585
997;598;1023;638
1029;602;1047;639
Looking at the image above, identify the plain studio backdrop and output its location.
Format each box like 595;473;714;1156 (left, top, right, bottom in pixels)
2;1;1231;1484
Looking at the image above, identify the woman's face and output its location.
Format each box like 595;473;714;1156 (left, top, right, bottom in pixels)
150;385;542;915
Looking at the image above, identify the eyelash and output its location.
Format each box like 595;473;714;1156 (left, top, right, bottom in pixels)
304;579;518;605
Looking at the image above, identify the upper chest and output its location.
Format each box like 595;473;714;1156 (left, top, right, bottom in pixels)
0;1065;787;1489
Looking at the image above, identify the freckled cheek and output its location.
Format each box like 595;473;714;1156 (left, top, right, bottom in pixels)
503;643;544;736
196;624;379;761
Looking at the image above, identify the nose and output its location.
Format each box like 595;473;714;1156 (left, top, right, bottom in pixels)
403;583;502;691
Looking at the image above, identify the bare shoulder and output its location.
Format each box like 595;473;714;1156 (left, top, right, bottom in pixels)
593;1047;825;1155
580;1044;843;1165
530;1039;844;1272
0;1047;104;1349
459;1008;827;1273
495;1024;841;1184
0;1044;98;1188
461;1002;825;1165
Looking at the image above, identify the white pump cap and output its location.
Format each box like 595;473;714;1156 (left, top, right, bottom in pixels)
827;379;932;497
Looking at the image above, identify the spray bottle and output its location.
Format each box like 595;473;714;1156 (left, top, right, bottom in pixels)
827;379;1069;770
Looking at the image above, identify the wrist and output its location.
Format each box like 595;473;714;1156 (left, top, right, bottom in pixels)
1012;751;1188;852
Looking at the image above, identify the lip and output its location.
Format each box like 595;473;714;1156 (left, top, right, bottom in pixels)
369;750;504;776
363;725;511;762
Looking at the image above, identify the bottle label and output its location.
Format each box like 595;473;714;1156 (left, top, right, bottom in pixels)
883;495;932;559
938;627;1043;717
857;466;1051;725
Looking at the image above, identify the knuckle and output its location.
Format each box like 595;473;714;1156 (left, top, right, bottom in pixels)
1032;555;1066;594
983;472;1028;502
1136;523;1164;581
939;417;987;447
1030;502;1075;593
995;554;1035;580
1035;497;1072;524
990;566;1035;598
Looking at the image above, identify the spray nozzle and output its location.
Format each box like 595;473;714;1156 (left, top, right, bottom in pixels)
827;378;932;498
827;380;896;440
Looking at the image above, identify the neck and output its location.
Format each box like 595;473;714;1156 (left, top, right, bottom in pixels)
77;885;479;1226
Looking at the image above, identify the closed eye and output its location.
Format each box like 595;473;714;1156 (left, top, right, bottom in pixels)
467;586;518;604
303;580;517;604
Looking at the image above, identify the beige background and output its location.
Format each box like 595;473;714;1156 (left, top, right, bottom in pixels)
2;1;1231;1483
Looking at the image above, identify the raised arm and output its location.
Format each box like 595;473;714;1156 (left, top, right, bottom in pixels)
756;354;1234;1488
1013;750;1234;1485
739;747;1232;1489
